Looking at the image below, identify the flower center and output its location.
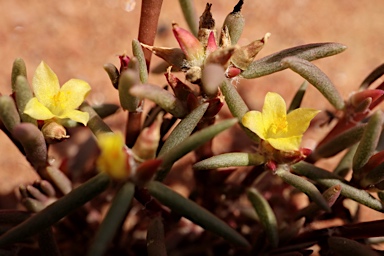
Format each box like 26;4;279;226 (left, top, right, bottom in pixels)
267;118;288;137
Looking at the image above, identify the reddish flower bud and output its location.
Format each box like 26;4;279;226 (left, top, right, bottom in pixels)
119;54;130;73
173;23;204;64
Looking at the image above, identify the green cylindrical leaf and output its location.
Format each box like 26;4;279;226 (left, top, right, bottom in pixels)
132;39;149;84
147;181;250;247
0;173;110;246
80;102;113;135
308;124;366;162
220;78;249;120
281;56;344;110
158;103;208;156
12;123;47;172
292;161;384;212
0;96;21;133
147;215;167;256
288;81;308;112
241;43;347;79
193;152;264;170
11;58;27;91
130;84;188;118
353;111;383;177
92;104;119;119
87;182;134;256
328;237;379;256
179;0;198;36
119;69;141;112
333;144;358;178
222;0;245;46
45;166;72;195
247;188;279;248
275;167;331;212
14;76;37;125
156;118;238;181
103;63;120;89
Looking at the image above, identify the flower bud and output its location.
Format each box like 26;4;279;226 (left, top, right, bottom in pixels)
119;54;130;73
173;23;204;64
41;120;69;143
222;0;245;46
141;43;186;71
132;113;162;162
231;33;270;70
198;3;216;49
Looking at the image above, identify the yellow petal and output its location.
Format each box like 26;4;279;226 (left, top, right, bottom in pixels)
262;92;287;130
286;108;320;137
32;62;60;107
267;135;302;152
24;97;55;120
58;79;91;111
242;110;266;139
57;109;89;126
97;133;129;180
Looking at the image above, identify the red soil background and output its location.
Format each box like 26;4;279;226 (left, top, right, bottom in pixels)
1;0;384;220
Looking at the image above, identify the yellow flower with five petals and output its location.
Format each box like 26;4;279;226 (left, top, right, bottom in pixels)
242;92;320;152
96;132;131;180
24;61;91;125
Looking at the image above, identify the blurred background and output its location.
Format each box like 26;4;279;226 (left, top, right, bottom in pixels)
0;0;383;216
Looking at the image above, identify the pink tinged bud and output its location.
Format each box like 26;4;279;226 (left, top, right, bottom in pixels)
350;89;384;109
119;54;131;73
230;33;270;70
226;65;242;78
206;31;218;53
172;23;204;62
266;160;277;172
132;113;163;162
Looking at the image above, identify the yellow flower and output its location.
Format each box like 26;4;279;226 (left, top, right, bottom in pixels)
96;132;131;180
242;92;320;152
24;61;91;125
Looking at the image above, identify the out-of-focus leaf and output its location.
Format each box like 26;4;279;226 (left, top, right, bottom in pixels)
0;173;110;246
360;63;384;90
288;81;308;112
292;162;384;212
247;188;279;248
147;181;250;247
328;237;379;256
193;152;264;170
87;182;134;256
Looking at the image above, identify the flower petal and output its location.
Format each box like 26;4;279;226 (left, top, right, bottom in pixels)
32;62;60;107
24;97;55;120
58;79;91;111
57;109;89;126
267;135;302;152
97;132;130;180
262;92;287;130
286;108;320;136
242;110;266;139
